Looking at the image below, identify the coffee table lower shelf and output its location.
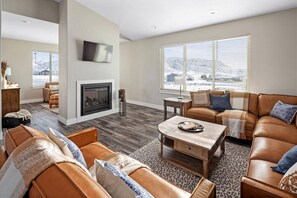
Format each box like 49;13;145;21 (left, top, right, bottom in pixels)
158;135;223;179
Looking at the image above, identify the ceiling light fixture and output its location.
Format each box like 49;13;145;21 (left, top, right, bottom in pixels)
20;19;29;24
210;10;216;15
151;25;157;29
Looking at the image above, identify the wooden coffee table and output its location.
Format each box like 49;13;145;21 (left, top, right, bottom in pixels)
158;116;226;179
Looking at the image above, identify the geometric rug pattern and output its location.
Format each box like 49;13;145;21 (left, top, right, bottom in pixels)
129;139;250;198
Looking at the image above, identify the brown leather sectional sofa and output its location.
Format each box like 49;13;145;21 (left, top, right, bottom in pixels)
0;125;215;198
185;91;297;197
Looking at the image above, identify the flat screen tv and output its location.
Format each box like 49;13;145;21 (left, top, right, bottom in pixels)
82;41;113;63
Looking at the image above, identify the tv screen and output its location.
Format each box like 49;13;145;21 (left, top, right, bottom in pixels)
82;41;113;63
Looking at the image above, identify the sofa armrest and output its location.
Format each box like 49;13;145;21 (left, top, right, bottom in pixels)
191;177;215;198
295;116;297;128
183;101;192;117
0;146;8;169
43;88;51;102
67;127;98;148
241;176;295;198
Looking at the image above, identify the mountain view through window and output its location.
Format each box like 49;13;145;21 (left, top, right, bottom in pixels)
162;36;249;91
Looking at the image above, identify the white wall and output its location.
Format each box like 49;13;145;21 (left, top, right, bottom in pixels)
2;0;59;23
1;38;58;102
59;0;119;124
120;9;297;107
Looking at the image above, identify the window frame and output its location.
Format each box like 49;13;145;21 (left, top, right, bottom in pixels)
160;35;250;94
32;51;59;88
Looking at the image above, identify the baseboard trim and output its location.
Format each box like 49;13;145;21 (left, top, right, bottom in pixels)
76;108;119;123
126;100;163;110
58;116;77;126
58;108;119;126
20;98;43;104
126;99;175;113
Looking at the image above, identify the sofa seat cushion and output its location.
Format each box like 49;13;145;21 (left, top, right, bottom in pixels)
258;116;296;128
186;107;219;123
80;142;113;168
250;137;295;163
216;111;257;131
247;159;283;187
254;123;297;145
130;168;190;198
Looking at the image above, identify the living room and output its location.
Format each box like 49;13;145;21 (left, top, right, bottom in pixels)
0;0;297;197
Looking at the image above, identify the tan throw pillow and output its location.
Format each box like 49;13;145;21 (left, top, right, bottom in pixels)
92;160;136;197
279;162;297;194
48;129;74;158
190;90;210;107
49;85;59;91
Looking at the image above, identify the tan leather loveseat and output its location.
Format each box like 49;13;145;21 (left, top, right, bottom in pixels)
0;125;215;198
43;82;59;102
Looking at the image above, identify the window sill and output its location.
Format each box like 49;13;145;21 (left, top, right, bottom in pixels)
31;86;43;90
159;89;190;97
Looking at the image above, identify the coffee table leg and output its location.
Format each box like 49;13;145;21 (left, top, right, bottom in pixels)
220;140;225;154
160;134;164;157
203;160;209;179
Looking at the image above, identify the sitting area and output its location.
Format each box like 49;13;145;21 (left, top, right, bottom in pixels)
184;90;297;197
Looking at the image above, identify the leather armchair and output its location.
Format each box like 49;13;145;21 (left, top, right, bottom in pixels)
43;82;59;102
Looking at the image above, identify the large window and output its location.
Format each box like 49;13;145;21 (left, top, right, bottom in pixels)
32;52;59;87
161;36;249;91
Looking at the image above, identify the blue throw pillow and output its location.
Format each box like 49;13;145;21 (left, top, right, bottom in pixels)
272;146;297;174
49;128;87;168
97;160;153;198
209;93;232;112
270;101;297;124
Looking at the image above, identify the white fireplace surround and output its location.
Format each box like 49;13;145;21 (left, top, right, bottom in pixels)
76;79;117;123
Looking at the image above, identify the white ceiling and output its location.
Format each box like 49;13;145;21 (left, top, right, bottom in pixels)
2;11;58;45
75;0;297;41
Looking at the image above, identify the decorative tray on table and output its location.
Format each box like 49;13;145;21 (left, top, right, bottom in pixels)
178;121;204;133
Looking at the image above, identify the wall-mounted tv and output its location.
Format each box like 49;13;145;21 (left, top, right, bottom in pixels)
82;41;113;63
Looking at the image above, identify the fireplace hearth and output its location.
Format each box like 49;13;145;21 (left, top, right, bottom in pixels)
81;83;112;116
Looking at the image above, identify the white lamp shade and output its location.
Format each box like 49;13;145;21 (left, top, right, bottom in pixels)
5;67;12;76
175;76;184;85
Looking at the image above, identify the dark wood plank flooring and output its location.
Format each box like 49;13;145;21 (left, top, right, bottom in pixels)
15;102;165;154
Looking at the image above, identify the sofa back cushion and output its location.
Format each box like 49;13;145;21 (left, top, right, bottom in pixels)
248;93;258;115
5;125;48;156
258;94;297;117
29;162;111;198
45;82;59;88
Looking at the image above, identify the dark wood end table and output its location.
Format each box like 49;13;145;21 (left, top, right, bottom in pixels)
163;97;191;120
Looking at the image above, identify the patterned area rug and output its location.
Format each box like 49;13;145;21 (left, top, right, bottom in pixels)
40;103;59;114
129;139;250;198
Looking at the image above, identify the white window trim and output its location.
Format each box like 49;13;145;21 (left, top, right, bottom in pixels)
32;51;59;88
160;35;251;93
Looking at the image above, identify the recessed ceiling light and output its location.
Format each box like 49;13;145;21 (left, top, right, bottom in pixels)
210;10;216;15
20;19;29;24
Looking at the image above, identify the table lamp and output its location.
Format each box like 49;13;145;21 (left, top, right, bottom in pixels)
175;76;185;99
5;67;11;79
4;67;11;88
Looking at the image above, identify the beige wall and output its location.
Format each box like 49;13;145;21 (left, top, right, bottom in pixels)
120;9;297;107
2;0;59;23
1;38;58;101
59;0;119;122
